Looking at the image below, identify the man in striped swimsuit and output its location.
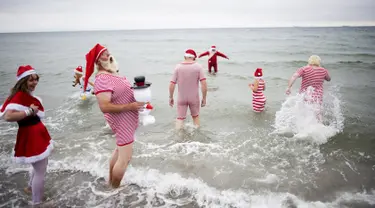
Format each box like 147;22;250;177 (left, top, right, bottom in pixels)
286;55;331;120
84;44;145;188
169;49;208;129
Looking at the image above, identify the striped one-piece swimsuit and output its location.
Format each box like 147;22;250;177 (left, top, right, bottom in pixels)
252;79;266;112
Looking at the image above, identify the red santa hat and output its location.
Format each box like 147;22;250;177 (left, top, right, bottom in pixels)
210;45;217;51
17;65;37;81
184;49;197;59
74;66;83;74
254;68;263;78
84;43;107;91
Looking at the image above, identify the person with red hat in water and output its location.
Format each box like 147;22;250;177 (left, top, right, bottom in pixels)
198;45;229;74
169;49;207;129
84;43;144;188
249;68;266;112
0;65;53;205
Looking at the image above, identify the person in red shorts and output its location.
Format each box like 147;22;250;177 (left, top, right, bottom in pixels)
169;49;208;129
83;43;144;188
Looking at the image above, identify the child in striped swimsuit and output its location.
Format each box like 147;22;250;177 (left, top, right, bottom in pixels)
249;68;266;112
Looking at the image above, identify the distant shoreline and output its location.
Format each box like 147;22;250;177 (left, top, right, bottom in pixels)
1;25;374;34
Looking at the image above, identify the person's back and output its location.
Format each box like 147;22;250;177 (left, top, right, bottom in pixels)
298;66;328;94
286;55;331;105
169;49;207;129
286;55;331;121
253;79;265;94
172;62;205;101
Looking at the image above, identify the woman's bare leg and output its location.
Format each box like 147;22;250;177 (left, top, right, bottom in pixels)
192;116;200;128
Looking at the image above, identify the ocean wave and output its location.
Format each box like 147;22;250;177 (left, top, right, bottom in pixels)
337;60;364;64
0;163;374;208
119;38;185;43
221;59;375;68
224;60;307;66
343;53;375;58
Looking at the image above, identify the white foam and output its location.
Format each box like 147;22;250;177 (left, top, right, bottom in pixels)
1;149;374;208
254;173;280;184
272;86;344;144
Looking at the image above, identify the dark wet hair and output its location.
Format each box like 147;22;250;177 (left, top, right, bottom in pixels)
8;74;39;100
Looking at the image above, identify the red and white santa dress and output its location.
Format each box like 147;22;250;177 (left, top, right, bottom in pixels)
0;66;53;164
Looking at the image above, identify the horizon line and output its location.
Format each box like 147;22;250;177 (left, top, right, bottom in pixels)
0;25;374;34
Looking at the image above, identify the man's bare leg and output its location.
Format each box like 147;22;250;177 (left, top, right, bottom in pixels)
111;143;133;188
192;116;200;128
108;148;119;185
176;119;184;130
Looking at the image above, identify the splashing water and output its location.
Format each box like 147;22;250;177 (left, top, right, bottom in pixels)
272;86;344;144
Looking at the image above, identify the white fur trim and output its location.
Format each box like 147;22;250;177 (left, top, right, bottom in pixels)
13;142;53;164
254;76;263;79
184;53;195;58
95;47;107;62
17;70;36;81
209;50;217;59
0;103;45;118
74;70;83;74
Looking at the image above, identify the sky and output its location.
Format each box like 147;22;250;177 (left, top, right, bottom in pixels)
0;0;374;32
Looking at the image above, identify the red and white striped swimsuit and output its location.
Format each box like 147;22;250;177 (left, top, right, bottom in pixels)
296;66;329;104
252;79;266;112
94;73;139;146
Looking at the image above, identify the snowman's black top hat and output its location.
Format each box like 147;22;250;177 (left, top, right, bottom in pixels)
132;76;151;89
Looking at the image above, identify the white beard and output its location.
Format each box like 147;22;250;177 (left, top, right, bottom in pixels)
99;55;119;73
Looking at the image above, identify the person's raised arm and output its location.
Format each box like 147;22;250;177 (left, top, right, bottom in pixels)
286;67;304;95
286;73;299;95
198;51;209;58
217;51;229;59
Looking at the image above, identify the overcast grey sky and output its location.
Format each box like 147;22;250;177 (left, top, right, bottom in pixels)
1;0;374;32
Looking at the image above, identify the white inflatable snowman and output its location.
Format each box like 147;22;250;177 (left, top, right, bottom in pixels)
132;76;155;126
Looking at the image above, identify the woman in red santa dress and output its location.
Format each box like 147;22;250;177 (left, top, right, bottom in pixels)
0;65;53;205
